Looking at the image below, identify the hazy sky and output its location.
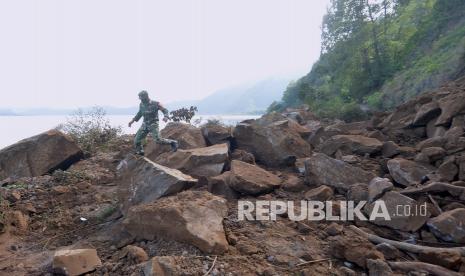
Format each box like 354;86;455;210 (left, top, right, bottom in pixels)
0;0;329;108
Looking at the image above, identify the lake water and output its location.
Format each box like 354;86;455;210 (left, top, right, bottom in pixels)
0;114;260;149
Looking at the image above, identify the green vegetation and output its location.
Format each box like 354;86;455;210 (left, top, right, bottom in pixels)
170;106;198;123
57;107;122;154
270;0;465;120
96;204;118;222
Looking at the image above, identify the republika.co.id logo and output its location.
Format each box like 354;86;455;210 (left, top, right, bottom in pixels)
237;200;428;221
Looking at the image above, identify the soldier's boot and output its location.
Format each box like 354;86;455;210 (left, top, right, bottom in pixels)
170;141;178;152
134;144;145;156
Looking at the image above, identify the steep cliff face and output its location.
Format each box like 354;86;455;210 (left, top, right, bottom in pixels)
271;0;465;120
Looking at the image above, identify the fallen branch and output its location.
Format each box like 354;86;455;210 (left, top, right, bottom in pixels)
428;194;442;214
400;182;465;200
203;256;217;276
388;261;462;276
349;225;465;256
296;258;331;267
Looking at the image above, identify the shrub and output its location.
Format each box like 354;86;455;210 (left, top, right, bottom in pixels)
340;102;368;122
170;106;198;123
57;107;122;154
365;91;385;110
203;118;225;127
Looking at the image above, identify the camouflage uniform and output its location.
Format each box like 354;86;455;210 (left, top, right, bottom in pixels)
132;93;176;154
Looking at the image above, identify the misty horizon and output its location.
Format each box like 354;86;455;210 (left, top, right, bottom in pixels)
0;0;329;109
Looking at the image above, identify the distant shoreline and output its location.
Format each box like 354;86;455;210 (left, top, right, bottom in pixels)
0;112;265;117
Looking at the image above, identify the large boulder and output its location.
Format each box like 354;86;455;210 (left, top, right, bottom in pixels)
229;160;281;195
304;153;375;191
387;158;432;186
367;177;393;202
377;94;433;131
435;91;465;126
201;124;232;146
411;101;441;126
117;156;197;215
308;126;342;148
145;122;207;157
319;135;383;156
0;130;82;179
427;208;465;243
234;119;311;167
152;143;229;178
206;171;239;200
123;191;229;254
365;191;430;232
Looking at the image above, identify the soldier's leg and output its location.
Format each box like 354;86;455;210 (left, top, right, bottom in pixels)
134;125;149;154
150;123;178;151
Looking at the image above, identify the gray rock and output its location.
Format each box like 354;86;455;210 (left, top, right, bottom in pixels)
347;183;368;203
207;171;239;200
368;177;393;202
234;118;312;167
229;160;281;195
438;156;458;182
153;143;229;178
375;243;400;260
367;259;392;276
421;147;446;163
381;141;400;158
304;153;375;192
365;191;430;232
426;118;446;138
435;92;465;126
231;149;255;164
201;124;232;145
387;158;432;186
319;135;383;156
416;137;446;151
0;130;82;179
412;101;441;126
117;156;197;215
124;191;228;254
427;208;465;243
145;122;207;158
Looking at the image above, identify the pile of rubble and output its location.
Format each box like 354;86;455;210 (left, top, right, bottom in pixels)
0;77;465;275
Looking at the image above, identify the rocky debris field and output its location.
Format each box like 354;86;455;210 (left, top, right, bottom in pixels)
1;77;465;275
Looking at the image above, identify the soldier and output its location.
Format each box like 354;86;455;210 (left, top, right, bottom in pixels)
128;90;178;155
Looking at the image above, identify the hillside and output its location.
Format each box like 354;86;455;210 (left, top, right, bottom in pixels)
270;0;465;121
167;78;290;115
1;77;465;274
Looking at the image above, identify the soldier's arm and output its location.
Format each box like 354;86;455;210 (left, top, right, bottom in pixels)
133;105;143;122
158;102;169;117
